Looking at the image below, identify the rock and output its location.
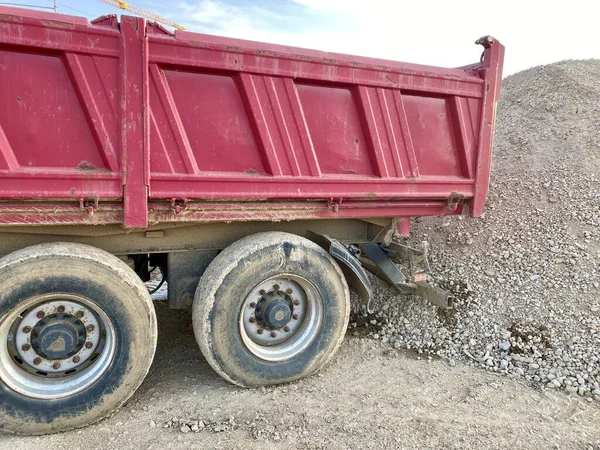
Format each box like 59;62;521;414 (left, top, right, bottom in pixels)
180;425;191;433
149;420;156;428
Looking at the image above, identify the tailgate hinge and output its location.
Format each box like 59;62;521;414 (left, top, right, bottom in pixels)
445;192;464;211
170;198;188;215
327;198;343;212
79;197;99;215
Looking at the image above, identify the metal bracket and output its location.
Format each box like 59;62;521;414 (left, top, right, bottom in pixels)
327;198;343;212
79;197;99;215
170;198;188;215
358;242;453;310
445;192;464;211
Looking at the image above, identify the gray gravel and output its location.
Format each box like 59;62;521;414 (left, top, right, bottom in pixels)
359;59;600;399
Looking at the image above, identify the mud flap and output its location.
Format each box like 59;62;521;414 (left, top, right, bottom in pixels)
306;231;374;313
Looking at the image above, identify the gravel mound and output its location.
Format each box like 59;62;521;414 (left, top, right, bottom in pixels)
360;59;600;398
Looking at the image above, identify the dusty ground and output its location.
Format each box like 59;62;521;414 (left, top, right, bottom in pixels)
1;303;599;450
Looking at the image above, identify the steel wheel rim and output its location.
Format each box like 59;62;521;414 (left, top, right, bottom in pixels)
239;274;323;362
0;293;116;400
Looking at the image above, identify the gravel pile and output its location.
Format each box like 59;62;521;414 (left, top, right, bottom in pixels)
360;59;600;398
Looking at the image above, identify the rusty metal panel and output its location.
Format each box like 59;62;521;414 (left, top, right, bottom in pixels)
0;7;504;229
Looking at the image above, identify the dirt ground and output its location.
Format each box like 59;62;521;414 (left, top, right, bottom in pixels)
1;303;599;450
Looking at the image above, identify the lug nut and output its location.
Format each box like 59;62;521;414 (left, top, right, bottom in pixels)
73;356;80;363
249;302;256;308
292;314;299;320
21;344;31;351
259;290;266;295
257;329;264;335
283;326;290;332
33;357;42;365
85;342;93;349
57;305;65;313
86;324;95;333
249;317;256;323
273;284;280;291
75;311;84;319
52;362;61;370
270;331;277;338
293;299;300;306
286;288;293;294
36;311;45;319
22;326;32;333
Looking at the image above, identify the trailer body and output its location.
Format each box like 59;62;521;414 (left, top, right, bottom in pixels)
0;8;503;231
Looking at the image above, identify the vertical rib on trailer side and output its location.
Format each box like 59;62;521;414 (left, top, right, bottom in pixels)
472;37;505;217
120;15;149;228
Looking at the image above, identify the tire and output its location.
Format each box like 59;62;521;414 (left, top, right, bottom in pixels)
0;243;157;435
192;232;350;387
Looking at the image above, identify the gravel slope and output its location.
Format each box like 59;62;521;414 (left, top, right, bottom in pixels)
363;59;600;397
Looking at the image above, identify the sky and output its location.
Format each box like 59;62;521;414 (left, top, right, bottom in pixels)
2;0;600;75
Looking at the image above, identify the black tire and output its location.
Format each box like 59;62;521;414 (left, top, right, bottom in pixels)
192;232;350;387
0;243;157;435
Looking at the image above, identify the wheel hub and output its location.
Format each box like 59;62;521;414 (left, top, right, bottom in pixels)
31;314;86;360
0;295;116;399
255;291;293;330
240;275;323;361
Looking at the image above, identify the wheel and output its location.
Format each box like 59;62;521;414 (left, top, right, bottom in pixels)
0;243;157;435
192;232;350;387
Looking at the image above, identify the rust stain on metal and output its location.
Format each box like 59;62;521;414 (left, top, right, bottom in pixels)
348;61;366;68
0;14;23;23
76;161;97;171
254;49;279;58
40;19;75;29
221;45;244;53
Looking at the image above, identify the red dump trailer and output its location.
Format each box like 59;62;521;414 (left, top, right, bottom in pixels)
0;6;504;435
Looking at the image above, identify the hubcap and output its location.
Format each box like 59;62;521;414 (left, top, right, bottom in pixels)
239;275;323;362
255;291;293;330
0;294;116;399
31;314;86;360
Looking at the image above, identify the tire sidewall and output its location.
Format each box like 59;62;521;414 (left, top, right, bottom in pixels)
0;255;155;435
201;236;349;386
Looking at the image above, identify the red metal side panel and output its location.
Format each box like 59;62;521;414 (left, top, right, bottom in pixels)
144;27;502;210
0;8;504;228
0;8;123;201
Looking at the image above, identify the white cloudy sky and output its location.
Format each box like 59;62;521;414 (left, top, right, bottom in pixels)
5;0;600;75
